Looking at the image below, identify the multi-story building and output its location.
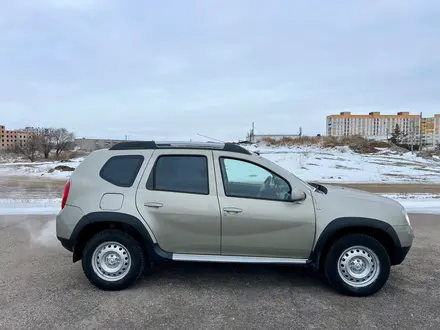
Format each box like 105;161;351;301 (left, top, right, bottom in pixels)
326;111;440;146
0;125;32;149
326;111;421;140
19;126;49;134
436;114;440;145
421;115;440;146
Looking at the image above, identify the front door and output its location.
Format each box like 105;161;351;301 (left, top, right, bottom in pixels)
214;154;316;259
135;149;221;255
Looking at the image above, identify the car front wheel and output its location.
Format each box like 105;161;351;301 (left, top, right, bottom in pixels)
324;234;391;296
82;229;145;290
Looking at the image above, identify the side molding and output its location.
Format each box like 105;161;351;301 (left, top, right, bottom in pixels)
172;254;309;264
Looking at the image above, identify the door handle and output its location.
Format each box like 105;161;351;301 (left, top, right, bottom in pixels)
223;207;242;214
144;202;163;208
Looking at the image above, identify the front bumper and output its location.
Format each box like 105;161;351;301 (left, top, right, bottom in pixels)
389;224;414;265
392;245;411;265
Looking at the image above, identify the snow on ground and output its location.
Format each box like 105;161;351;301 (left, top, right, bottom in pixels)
245;144;440;183
0;198;61;215
381;194;440;214
0;157;84;180
0;144;439;183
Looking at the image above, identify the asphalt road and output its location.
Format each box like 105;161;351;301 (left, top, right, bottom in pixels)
1;213;439;330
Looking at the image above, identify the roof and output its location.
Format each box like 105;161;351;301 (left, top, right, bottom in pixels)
108;140;252;155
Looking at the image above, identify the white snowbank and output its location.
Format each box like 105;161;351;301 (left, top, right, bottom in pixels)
0;198;61;215
0;157;84;180
245;144;440;183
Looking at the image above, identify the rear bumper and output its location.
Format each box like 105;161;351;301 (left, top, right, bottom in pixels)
57;237;74;252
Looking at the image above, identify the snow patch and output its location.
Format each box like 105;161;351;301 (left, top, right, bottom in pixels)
0;198;60;215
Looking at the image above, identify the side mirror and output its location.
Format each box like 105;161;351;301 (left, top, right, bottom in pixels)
290;190;306;202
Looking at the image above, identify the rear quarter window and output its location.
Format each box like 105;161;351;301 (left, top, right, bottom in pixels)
99;155;144;187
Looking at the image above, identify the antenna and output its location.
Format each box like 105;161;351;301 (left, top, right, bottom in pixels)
197;133;225;143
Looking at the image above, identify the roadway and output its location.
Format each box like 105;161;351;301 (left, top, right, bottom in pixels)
0;213;439;330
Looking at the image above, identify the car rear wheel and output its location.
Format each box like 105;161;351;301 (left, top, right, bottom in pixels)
324;234;391;296
82;229;145;290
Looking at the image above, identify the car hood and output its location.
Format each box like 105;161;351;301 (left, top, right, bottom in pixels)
325;185;400;205
309;183;407;227
310;183;405;211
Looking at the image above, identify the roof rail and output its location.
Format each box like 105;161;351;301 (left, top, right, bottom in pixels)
109;140;251;155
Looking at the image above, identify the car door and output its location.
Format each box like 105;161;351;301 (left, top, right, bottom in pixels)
135;149;221;255
213;152;316;259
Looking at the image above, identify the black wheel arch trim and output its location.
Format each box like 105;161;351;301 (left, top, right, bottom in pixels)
309;217;402;267
67;211;172;263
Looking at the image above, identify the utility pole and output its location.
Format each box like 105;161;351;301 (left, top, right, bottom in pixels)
249;122;255;142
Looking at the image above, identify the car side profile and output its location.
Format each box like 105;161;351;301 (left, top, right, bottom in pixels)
56;141;414;296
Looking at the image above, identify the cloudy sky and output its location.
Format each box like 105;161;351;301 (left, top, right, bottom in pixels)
1;0;439;141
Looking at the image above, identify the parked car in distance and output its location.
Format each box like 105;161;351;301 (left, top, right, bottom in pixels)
56;141;414;296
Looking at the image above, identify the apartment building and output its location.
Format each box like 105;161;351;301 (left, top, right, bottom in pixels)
326;111;440;146
0;125;32;149
421;115;440;146
326;111;421;139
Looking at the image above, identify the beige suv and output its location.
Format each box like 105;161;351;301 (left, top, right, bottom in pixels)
56;141;414;296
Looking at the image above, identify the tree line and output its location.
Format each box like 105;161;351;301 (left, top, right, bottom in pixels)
6;128;75;162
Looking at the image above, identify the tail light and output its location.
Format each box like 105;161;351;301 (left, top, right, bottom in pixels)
61;180;71;209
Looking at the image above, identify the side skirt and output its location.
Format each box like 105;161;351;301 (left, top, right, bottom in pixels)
172;254;310;264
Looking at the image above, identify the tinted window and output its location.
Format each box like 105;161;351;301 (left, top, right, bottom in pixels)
100;155;144;187
147;155;209;194
220;157;291;201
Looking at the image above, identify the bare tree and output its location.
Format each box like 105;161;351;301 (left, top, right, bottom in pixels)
9;133;41;162
39;129;54;159
52;128;75;157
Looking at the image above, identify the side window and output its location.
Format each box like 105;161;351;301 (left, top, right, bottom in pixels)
220;157;291;201
100;155;144;187
147;155;209;195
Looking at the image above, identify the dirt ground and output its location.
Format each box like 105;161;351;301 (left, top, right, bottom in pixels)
328;183;440;194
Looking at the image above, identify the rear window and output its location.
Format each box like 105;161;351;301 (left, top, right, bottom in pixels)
100;155;144;187
147;155;209;194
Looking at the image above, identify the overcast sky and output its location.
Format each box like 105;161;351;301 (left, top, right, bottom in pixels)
1;0;439;141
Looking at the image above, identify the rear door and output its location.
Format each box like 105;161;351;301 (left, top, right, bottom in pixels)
213;152;316;259
135;149;221;255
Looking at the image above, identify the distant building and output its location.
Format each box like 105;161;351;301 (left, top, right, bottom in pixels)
247;123;302;143
19;126;49;134
326;111;440;146
421;116;440;146
0;125;32;149
74;138;126;152
249;134;302;143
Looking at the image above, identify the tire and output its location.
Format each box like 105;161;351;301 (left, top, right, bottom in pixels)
82;229;146;291
324;234;390;297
